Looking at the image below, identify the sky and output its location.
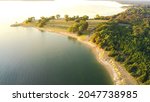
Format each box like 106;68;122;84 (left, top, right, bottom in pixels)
0;0;128;24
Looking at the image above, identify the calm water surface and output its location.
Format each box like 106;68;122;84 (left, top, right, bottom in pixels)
0;25;113;85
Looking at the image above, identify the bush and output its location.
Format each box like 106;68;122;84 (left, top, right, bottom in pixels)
108;50;118;57
144;80;150;85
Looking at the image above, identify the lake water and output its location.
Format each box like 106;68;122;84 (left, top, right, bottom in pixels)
0;25;113;85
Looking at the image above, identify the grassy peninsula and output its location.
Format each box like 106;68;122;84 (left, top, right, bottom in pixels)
12;6;150;85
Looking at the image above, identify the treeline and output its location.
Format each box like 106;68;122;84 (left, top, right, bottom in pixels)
90;7;150;84
94;14;112;20
64;14;111;21
112;7;150;24
24;14;110;27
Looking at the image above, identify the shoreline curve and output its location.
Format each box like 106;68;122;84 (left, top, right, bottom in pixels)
35;27;138;85
13;24;138;85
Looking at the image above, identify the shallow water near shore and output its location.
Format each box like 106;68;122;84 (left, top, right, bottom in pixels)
0;25;113;85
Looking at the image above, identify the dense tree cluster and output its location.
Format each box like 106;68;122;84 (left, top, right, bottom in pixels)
113;7;150;24
24;17;35;23
90;7;150;84
64;15;89;22
36;17;50;27
68;19;89;35
94;14;112;20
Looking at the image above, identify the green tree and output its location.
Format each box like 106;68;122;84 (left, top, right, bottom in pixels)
50;16;55;20
56;14;60;19
94;14;100;20
64;15;69;22
68;20;89;35
36;16;50;27
82;15;89;20
25;17;35;23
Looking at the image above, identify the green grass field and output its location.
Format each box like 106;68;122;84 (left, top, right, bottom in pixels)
43;19;108;32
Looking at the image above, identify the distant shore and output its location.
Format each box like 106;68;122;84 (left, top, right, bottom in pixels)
11;23;138;85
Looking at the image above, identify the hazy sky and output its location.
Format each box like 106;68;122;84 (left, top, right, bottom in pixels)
0;0;127;24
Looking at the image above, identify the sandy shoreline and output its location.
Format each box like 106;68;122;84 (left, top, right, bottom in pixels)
35;27;138;85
